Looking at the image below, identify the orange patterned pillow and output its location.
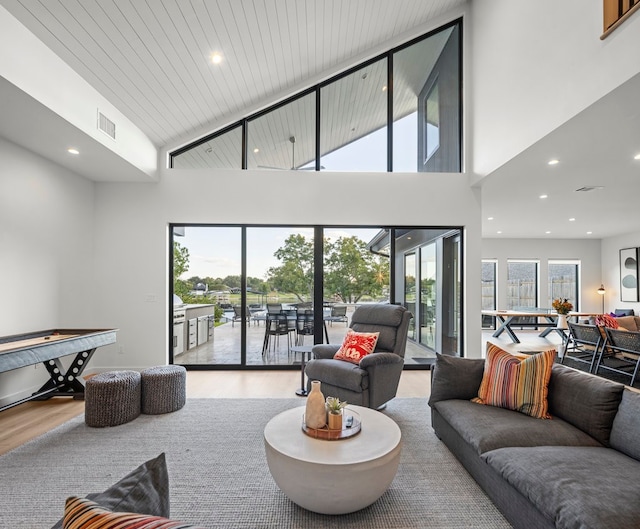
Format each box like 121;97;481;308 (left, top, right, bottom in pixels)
63;496;202;529
472;343;556;419
333;330;380;364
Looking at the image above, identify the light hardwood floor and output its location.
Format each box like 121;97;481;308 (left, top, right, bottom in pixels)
0;370;431;456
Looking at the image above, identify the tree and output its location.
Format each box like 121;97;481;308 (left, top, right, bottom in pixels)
267;234;314;302
267;234;389;303
324;236;389;303
173;242;191;299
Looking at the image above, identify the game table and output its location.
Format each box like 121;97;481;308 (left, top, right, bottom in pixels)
0;328;117;411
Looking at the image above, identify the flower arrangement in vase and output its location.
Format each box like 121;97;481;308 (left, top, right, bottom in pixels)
325;396;347;430
552;298;573;329
552;298;573;315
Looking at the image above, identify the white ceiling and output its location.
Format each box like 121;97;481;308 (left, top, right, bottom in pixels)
480;71;640;240
0;0;464;148
1;0;639;240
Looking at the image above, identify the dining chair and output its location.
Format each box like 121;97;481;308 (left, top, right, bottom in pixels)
562;322;603;373
295;310;315;345
597;328;640;386
231;305;248;328
262;312;291;355
326;305;348;326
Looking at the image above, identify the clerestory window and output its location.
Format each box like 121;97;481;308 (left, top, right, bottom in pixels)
170;19;461;173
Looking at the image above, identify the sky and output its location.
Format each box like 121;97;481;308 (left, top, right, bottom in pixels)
177;226;381;281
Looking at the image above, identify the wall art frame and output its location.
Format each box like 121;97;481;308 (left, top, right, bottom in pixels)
619;247;639;302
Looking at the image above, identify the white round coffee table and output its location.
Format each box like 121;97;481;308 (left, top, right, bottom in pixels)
264;405;402;514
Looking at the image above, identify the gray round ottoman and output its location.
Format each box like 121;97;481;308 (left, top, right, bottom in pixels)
85;371;141;427
141;365;186;414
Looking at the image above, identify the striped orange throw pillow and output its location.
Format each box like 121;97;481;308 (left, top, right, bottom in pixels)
472;343;556;419
63;496;202;529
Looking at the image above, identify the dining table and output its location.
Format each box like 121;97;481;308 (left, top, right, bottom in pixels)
481;310;600;344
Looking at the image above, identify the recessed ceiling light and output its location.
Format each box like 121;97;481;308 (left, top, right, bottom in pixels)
211;53;222;64
253;148;259;153
634;153;640;160
497;230;502;234
487;217;494;221
586;231;593;235
545;231;551;234
382;85;387;91
548;159;559;165
569;218;576;222
539;194;548;199
67;148;79;155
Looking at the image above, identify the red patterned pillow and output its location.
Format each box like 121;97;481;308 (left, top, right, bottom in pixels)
333;330;380;364
63;496;202;529
595;314;619;329
472;343;556;419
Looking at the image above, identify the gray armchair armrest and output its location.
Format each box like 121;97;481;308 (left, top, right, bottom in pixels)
359;352;403;369
312;344;340;359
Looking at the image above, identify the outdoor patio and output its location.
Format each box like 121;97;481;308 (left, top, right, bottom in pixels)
175;306;435;367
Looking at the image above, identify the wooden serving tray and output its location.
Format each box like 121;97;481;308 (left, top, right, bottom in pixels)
301;411;361;440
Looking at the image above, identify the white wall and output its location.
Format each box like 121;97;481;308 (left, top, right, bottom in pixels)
470;0;640;180
481;238;602;312
91;167;484;369
0;138;96;406
0;5;157;178
601;231;640;315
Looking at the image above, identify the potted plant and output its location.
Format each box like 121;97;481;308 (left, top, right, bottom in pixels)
325;396;347;430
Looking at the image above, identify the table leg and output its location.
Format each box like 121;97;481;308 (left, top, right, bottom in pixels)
493;316;520;343
296;350;311;397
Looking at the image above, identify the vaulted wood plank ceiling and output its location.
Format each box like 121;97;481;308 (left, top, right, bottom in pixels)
1;0;465;149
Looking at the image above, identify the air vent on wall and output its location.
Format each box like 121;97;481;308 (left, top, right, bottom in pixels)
575;186;604;192
97;110;116;140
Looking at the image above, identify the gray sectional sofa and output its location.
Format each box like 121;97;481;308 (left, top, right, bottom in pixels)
429;353;640;529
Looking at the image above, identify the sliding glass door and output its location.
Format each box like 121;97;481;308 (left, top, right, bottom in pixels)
170;224;463;368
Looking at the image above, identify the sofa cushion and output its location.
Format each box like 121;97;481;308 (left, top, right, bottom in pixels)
482;446;640;529
472;344;555;419
615;315;639;331
547;363;624;446
428;353;485;406
610;389;640;460
432;399;601;455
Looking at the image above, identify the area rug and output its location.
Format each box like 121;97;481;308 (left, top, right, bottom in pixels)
0;398;511;528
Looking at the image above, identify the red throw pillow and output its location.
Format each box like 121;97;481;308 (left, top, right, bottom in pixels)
333;330;379;364
595;314;619;329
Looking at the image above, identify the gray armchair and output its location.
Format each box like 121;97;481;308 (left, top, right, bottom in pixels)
304;304;412;409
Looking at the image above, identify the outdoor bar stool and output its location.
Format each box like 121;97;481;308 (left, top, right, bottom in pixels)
85;370;142;427
141;365;186;414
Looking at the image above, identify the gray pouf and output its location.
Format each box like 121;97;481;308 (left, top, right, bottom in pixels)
85;370;141;427
141;365;187;414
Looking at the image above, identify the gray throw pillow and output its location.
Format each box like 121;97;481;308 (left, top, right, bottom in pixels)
50;452;169;529
428;353;485;406
609;389;640;460
548;364;624;446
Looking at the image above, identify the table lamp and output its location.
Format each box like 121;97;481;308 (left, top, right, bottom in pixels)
597;284;605;313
